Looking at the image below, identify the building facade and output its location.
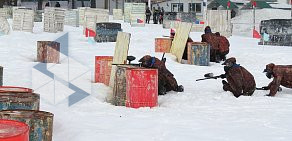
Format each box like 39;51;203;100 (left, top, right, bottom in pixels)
152;0;207;16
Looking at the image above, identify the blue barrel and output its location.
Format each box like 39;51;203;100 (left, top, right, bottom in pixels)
0;110;54;141
188;42;210;66
0;92;40;111
95;22;122;42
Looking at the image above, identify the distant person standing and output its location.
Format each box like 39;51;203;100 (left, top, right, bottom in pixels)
152;7;158;24
55;2;61;7
45;2;50;7
145;7;151;24
159;7;164;24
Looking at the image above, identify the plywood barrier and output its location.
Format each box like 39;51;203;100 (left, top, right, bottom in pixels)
124;3;132;23
206;10;232;37
108;32;131;102
13;9;34;32
170;22;192;63
113;9;123;20
44;7;65;33
65;10;79;27
130;3;146;27
82;8;109;35
0;17;10;35
78;7;90;25
0;8;9;19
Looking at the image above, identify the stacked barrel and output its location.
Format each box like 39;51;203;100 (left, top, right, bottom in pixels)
0;86;54;141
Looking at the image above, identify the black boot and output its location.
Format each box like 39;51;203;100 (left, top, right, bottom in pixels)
159;86;167;95
177;85;184;92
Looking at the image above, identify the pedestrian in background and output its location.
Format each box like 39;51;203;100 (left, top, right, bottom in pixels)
145;7;151;24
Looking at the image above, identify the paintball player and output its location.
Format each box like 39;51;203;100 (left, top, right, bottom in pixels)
201;26;220;63
220;57;256;98
145;7;151;24
261;63;292;96
139;55;184;95
215;32;230;61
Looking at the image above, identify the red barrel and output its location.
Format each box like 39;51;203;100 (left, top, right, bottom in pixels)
126;68;158;108
0;119;29;141
0;86;33;93
95;56;113;85
113;65;158;108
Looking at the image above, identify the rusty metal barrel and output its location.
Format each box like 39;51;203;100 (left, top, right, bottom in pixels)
0;110;54;141
0;119;29;141
187;42;210;66
0;86;33;93
0;92;40;111
37;41;60;64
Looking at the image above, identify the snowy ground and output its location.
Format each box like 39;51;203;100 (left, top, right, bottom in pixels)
1;13;292;140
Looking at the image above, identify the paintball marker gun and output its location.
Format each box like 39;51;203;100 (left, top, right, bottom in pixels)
256;86;282;92
111;56;142;67
161;52;166;63
196;73;225;81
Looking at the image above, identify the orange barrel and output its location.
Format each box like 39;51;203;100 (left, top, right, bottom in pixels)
155;38;172;53
0;86;33;93
0;119;29;141
0;93;40;111
0;110;54;141
95;56;113;85
113;65;158;108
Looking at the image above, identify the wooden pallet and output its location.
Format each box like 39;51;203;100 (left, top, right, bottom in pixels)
13;9;34;32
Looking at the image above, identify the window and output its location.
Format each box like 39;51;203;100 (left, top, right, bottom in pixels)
189;3;202;13
171;3;183;12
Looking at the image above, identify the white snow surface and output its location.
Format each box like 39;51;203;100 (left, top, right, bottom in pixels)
1;14;292;141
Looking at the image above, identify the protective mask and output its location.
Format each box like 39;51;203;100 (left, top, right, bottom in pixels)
266;72;273;79
265;69;273;79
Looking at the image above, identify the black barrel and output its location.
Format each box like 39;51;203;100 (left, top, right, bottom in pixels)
259;19;292;46
95;22;122;42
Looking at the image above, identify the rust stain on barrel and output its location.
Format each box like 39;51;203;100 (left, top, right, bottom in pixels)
0;93;40;111
0;110;54;141
37;41;60;64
